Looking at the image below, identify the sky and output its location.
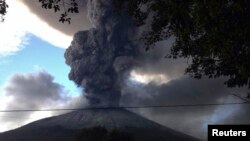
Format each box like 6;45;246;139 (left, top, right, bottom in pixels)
0;0;249;140
0;0;86;132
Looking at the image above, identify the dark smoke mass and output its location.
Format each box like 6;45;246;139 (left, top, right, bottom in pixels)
65;0;137;106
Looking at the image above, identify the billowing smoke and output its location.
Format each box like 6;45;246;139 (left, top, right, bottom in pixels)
65;0;138;106
63;0;249;139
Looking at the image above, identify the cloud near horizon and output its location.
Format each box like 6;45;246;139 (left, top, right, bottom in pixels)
0;70;87;132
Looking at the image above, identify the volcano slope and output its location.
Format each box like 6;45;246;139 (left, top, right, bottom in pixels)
0;109;201;141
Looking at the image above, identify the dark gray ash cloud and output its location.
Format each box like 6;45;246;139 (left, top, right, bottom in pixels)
65;0;138;106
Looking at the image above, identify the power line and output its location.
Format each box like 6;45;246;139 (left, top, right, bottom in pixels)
0;102;249;113
232;93;250;103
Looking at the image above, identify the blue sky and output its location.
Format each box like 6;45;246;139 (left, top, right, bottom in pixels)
0;0;87;132
0;0;79;96
0;34;79;96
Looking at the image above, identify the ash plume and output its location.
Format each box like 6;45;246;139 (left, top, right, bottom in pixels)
65;0;137;106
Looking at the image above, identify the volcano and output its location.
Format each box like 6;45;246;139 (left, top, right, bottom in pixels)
0;109;201;141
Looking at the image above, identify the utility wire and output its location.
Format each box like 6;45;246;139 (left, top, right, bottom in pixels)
232;93;250;103
0;102;249;113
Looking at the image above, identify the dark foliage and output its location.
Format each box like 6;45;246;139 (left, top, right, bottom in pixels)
117;0;250;88
77;127;108;141
77;126;134;141
105;129;134;141
0;0;8;21
38;0;79;24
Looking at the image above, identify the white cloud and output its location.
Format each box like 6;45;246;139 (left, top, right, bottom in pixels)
129;70;170;85
0;0;72;56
